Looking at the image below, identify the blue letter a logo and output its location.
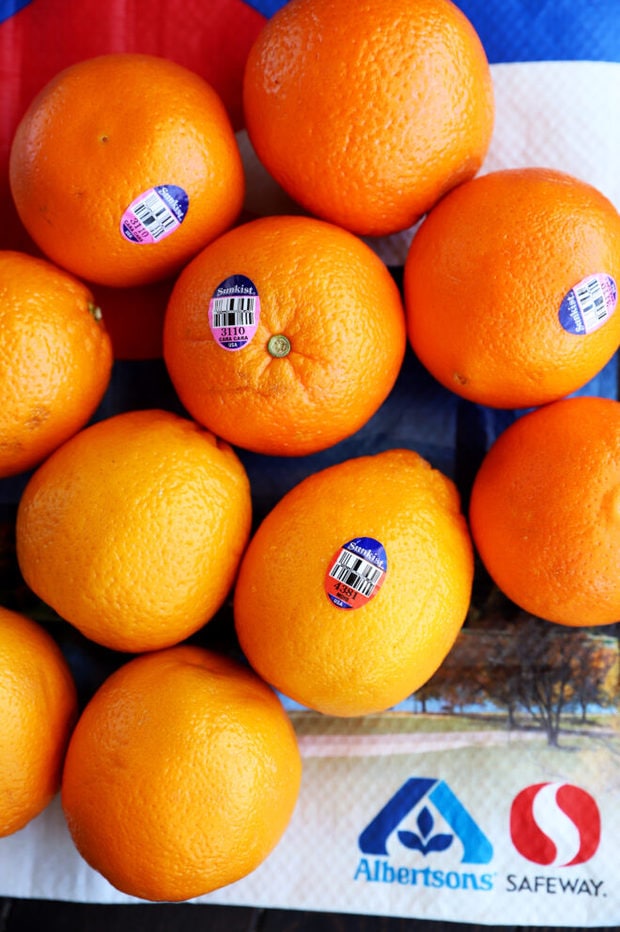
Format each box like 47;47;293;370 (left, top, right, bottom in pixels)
358;777;493;865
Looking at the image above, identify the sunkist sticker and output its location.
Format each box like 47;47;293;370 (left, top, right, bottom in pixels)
325;537;387;609
120;184;189;244
208;275;260;351
558;272;617;335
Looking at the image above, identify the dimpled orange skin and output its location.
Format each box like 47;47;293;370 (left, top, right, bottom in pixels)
242;0;494;236
0;251;113;479
0;606;78;838
16;409;252;653
9;53;245;288
469;397;620;627
163;215;407;457
404;167;620;409
61;646;302;902
234;448;474;716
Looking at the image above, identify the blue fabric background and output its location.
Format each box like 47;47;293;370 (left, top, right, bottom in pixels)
242;0;620;64
0;0;31;24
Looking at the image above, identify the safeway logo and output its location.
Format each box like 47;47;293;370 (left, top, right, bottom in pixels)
510;783;601;867
359;777;493;864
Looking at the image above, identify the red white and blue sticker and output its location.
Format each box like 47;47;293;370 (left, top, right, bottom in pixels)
325;537;387;609
120;184;189;244
558;273;617;335
208;274;260;351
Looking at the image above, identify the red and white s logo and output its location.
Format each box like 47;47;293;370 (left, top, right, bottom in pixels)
510;783;601;867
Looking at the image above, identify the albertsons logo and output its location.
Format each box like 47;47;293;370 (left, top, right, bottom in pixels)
355;777;494;893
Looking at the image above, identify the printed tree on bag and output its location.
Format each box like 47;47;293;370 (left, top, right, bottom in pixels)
411;603;619;746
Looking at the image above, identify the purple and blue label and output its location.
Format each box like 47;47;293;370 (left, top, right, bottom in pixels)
208;274;260;351
558;273;617;335
121;184;189;244
325;536;387;609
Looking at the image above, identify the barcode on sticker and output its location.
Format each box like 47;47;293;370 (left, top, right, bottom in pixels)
211;296;258;328
133;191;179;240
328;551;384;598
574;277;609;330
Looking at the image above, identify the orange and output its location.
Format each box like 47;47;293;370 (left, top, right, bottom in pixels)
469;396;620;627
16;409;252;653
0;606;77;837
0;250;113;479
404;167;620;408
242;0;494;236
163;215;407;457
9;53;244;288
61;646;301;901
234;448;474;716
